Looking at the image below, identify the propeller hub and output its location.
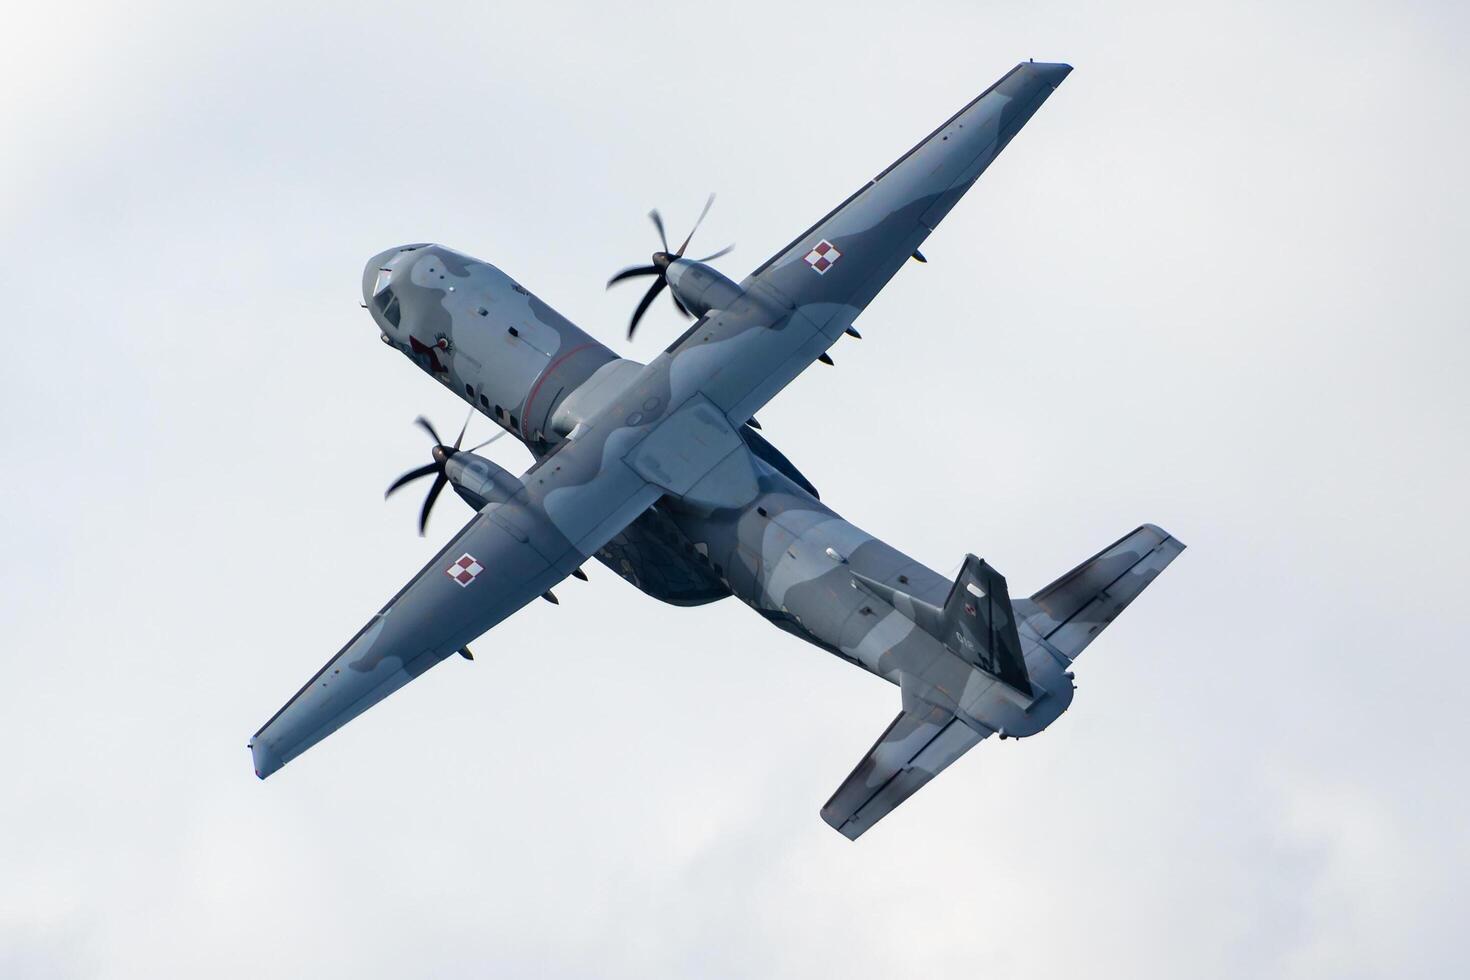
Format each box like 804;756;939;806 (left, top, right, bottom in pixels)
652;251;675;272
432;444;455;465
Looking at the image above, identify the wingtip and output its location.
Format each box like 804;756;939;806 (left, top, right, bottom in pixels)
250;739;283;780
1023;61;1074;86
1140;522;1186;550
820;806;863;841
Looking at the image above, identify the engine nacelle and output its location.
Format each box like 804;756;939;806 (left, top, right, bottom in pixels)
444;453;523;512
664;258;743;320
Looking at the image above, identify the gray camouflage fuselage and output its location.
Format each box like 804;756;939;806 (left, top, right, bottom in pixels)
253;63;1185;839
366;242;1071;740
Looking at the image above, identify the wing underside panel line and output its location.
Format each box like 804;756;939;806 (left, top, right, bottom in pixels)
837;715;963;831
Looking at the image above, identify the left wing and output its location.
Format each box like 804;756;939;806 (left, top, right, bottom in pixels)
666;61;1072;425
821;691;986;841
250;440;660;778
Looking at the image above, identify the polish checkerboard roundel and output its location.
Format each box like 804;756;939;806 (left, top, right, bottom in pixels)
804;239;841;274
446;553;484;587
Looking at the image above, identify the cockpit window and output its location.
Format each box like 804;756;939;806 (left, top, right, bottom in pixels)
373;285;400;327
373;268;393;294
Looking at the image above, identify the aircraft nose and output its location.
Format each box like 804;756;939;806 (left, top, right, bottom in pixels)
362;244;435;308
363;248;401;303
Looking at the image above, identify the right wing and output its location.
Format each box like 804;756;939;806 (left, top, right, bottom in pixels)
821;691;986;841
249;440;661;779
666;61;1073;426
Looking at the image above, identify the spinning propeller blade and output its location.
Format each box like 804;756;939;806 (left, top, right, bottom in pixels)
385;462;439;498
418;474;447;536
414;415;442;445
607;195;733;340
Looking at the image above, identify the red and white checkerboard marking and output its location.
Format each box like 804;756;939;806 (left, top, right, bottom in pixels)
446;553;484;587
804;239;841;274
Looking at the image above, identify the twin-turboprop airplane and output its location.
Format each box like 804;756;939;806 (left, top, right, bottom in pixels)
250;61;1184;839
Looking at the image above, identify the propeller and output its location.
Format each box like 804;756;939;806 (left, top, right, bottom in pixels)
607;193;733;340
385;412;505;535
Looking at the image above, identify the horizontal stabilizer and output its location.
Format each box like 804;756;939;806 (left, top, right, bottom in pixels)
821;693;986;841
1018;524;1186;661
825;524;1184;840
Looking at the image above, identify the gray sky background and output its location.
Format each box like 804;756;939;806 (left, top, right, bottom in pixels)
3;1;1467;977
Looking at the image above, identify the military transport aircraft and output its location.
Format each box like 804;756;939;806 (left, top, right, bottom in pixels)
250;61;1184;839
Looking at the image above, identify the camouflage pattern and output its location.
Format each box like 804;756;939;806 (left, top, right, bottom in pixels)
250;61;1186;839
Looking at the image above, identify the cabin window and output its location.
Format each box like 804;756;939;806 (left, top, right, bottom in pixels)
479;394;489;409
464;384;474;397
508;326;519;338
494;404;504;418
508;414;519;429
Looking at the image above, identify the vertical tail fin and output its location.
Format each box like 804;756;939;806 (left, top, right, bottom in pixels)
852;555;1031;694
942;556;1031;695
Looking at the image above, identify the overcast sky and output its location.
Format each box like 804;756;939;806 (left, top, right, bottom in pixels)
3;1;1468;977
